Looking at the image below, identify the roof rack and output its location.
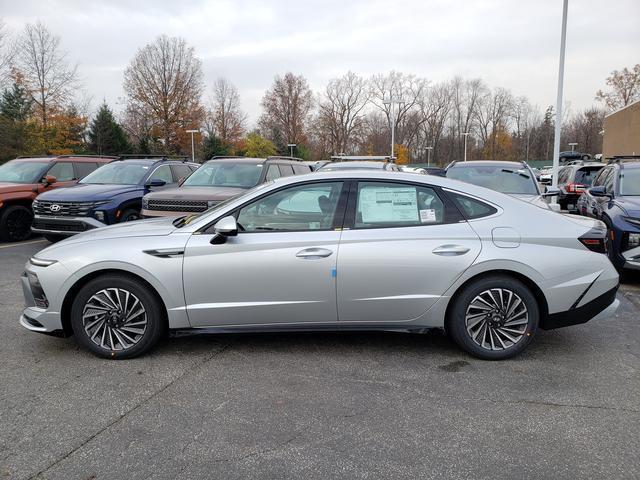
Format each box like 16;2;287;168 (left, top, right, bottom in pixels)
329;155;395;163
56;154;120;159
208;156;246;160
607;155;640;164
266;156;304;162
16;155;55;159
117;154;191;162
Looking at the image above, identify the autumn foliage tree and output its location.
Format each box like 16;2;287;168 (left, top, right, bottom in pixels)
123;35;205;154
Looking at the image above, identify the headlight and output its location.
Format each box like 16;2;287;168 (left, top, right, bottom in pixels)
95;211;105;222
627;233;640;250
623;216;640;227
29;257;57;267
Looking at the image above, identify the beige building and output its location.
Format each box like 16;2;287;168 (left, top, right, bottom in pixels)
603;99;640;158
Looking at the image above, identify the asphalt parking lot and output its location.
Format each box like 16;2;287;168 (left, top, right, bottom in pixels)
0;239;639;480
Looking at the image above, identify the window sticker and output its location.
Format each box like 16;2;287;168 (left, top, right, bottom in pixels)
419;209;437;223
359;186;418;223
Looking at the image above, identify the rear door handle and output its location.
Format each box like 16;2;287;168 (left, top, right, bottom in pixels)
296;248;333;259
432;245;470;256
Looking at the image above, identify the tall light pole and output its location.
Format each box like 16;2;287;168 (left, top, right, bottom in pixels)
426;146;433;166
462;132;470;161
186;129;198;162
552;0;569;190
287;143;297;158
383;96;403;159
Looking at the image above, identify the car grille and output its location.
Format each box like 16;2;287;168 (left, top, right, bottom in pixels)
32;219;90;232
33;200;98;217
146;199;210;212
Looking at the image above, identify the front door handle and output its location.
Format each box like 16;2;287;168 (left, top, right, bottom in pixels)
432;245;470;256
296;248;333;259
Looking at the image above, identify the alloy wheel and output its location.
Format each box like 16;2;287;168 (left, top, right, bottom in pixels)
82;288;148;351
465;288;529;351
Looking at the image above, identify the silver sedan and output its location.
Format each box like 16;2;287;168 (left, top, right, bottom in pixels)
20;171;619;360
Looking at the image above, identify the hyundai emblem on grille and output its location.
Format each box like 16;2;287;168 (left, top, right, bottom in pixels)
50;204;61;212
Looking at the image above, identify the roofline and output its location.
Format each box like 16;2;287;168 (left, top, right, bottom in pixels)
604;98;640;118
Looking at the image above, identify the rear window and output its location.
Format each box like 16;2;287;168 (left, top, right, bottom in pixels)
575;167;604;186
448;191;498;219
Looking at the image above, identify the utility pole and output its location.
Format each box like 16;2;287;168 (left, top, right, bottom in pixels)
462;132;470;161
383;95;403;159
426;146;433;166
552;0;569;190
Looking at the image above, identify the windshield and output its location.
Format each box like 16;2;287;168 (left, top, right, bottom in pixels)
183;162;263;188
620;168;640;196
80;162;151;185
0;160;49;184
173;182;272;228
446;165;539;195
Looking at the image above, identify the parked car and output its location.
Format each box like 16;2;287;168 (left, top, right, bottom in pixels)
560;150;591;162
142;157;311;218
316;161;400;172
21;170;618;360
539;166;554;186
556;162;605;212
576;158;640;270
31;157;198;241
445;160;557;210
0;155;116;241
423;166;446;177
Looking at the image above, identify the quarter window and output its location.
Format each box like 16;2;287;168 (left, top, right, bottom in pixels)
237;182;343;232
448;191;497;219
354;182;445;228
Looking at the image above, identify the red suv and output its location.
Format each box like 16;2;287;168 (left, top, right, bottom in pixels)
0;155;116;241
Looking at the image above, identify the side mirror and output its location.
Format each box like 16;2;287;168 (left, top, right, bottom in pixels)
211;215;238;243
541;186;560;197
43;175;57;185
589;186;611;198
146;179;167;188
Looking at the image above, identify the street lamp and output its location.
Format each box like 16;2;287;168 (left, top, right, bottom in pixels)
462;132;470;162
551;0;569;192
186;129;199;162
568;142;578;152
287;143;297;158
426;146;433;166
383;95;403;159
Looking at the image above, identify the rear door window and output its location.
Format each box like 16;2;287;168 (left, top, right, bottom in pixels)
74;162;99;179
292;164;310;174
172;164;194;182
278;164;295;177
150;165;174;184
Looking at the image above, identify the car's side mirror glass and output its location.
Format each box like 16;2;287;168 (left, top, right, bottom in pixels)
589;186;609;198
212;216;238;242
147;179;166;188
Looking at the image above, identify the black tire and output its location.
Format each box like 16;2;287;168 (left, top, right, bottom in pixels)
120;208;141;222
447;275;539;360
70;274;166;359
582;155;590;160
44;234;66;243
0;205;33;242
560;156;567;162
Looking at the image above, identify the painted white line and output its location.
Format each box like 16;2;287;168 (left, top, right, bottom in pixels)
0;239;47;250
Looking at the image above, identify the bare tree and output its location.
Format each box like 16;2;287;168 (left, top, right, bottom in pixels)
315;71;370;155
123;35;204;153
15;22;78;136
0;19;15;87
562;107;605;155
596;64;640;111
206;78;247;145
415;81;453;162
474;87;514;158
370;71;428;149
259;72;313;150
449;77;486;160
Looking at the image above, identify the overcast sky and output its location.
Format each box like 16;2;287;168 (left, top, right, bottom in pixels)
2;0;639;124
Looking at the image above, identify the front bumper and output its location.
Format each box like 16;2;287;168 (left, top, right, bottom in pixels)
540;286;619;330
31;215;106;236
141;208;185;218
20;272;67;335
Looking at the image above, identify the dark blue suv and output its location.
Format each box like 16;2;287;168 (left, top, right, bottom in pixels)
32;157;198;241
577;157;640;270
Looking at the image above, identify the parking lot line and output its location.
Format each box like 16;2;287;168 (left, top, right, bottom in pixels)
0;239;47;250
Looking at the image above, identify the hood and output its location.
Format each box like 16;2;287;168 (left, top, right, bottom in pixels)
615;196;640;217
38;217;177;254
37;183;143;201
145;185;247;201
0;182;34;194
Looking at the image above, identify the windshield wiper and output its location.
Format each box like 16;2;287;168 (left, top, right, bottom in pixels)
501;169;530;179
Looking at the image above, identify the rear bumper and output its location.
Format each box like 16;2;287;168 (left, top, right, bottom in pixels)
540;286;619;330
31;215;106;236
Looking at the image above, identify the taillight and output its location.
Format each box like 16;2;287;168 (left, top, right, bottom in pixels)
566;183;586;193
579;225;607;254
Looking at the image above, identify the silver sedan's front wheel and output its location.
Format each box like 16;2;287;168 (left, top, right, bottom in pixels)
71;274;165;359
448;275;539;360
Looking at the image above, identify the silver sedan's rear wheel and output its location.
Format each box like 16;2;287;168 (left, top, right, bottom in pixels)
448;275;539;360
71;274;165;359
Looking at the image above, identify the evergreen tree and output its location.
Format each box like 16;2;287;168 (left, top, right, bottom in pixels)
87;103;131;155
0;82;34;160
0;83;33;121
202;134;229;160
